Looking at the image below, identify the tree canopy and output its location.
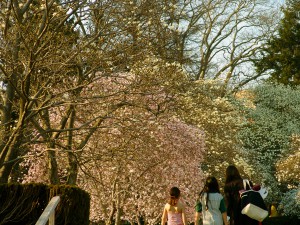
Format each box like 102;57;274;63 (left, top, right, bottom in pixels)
255;0;300;85
236;83;300;203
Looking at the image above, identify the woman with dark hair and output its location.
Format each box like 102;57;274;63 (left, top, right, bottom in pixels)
224;165;258;225
195;176;228;225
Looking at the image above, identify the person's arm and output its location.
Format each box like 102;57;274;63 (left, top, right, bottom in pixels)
222;212;229;225
194;211;201;225
220;198;229;225
181;207;188;225
194;201;202;225
161;205;167;225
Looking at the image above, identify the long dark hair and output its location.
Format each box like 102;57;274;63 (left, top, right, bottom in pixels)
168;187;180;206
199;176;220;210
225;165;242;184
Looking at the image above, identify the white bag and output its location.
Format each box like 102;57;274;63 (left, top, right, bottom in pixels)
241;201;269;222
240;179;269;222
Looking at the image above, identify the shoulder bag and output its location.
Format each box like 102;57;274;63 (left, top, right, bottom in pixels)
239;179;269;222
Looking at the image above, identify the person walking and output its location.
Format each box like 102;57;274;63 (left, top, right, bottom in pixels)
161;187;188;225
224;165;259;225
195;176;229;225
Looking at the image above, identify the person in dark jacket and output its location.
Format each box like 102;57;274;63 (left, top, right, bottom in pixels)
224;165;259;225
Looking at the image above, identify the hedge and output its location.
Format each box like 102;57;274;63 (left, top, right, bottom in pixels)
0;183;90;225
262;216;300;225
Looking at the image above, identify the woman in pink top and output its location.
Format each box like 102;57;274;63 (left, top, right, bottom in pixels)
161;187;188;225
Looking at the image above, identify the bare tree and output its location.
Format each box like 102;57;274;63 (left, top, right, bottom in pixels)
176;0;281;92
0;0;106;183
0;0;186;184
94;0;281;92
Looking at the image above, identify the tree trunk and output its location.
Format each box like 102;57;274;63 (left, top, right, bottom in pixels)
114;186;123;225
0;32;21;183
48;141;59;184
0;129;23;183
137;217;142;225
114;207;121;225
66;106;78;185
105;203;116;225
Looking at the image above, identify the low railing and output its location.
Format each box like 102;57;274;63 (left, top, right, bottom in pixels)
35;196;60;225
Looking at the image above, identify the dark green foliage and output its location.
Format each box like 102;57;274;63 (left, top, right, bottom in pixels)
262;216;300;225
0;183;90;225
255;1;300;85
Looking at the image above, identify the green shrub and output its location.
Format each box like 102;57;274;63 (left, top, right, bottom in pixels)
0;183;90;225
